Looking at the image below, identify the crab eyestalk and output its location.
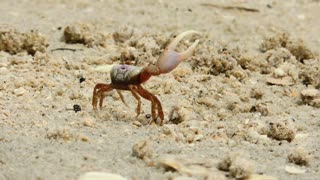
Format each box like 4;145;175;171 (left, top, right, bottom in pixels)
140;30;200;83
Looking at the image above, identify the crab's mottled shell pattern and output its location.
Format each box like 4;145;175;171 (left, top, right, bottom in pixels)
110;64;142;86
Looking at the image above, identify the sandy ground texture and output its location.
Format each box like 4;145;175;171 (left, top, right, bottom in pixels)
1;0;320;179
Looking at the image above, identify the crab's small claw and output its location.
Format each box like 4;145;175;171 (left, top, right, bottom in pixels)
157;30;200;74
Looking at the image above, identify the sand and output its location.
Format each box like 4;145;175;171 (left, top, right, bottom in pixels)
0;0;320;179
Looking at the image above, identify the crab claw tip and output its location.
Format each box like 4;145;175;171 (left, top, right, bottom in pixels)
166;30;201;50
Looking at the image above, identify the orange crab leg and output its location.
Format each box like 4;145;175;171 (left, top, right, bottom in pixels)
135;85;164;125
116;90;129;107
92;83;113;109
129;86;142;117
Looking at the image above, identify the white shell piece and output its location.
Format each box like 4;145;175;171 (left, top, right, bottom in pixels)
285;166;306;174
78;172;127;180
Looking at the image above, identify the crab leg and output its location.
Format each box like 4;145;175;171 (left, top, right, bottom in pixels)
116;90;129;107
92;83;113;109
136;85;164;125
129;86;141;117
92;83;105;108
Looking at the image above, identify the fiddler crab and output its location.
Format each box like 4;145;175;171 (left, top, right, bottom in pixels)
92;30;200;125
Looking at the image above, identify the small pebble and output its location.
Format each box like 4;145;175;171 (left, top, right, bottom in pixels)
79;77;86;83
83;118;95;127
229;157;254;179
132;140;153;161
267;119;296;142
0;67;9;75
273;68;285;77
14;87;27;96
73;104;81;113
133;121;142;127
193;134;204;142
288;147;310;166
218;153;254;179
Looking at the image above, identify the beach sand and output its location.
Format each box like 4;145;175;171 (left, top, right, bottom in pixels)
0;0;319;179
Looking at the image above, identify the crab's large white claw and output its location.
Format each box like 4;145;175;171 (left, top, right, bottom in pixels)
157;30;200;74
